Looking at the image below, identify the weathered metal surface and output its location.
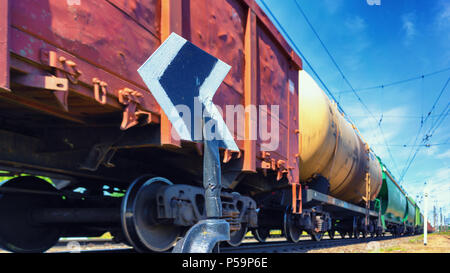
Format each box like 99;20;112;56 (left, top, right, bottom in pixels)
406;198;415;226
118;88;155;130
257;25;291;170
298;71;382;204
0;0;10;92
378;165;407;224
287;68;299;184
243;9;257;173
10;0;160;88
10;29;159;117
242;0;302;70
303;189;379;217
14;74;68;92
1;0;302;187
106;0;160;39
172;219;230;253
188;0;246;96
160;0;182;147
415;204;423;227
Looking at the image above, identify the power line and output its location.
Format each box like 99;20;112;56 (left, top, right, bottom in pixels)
426;102;450;139
398;76;450;183
258;0;345;115
350;113;450;119
336;66;450;94
373;142;450;147
292;0;401;176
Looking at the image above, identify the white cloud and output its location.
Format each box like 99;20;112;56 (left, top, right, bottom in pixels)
345;16;367;33
402;12;417;45
340;16;371;71
436;148;450;159
407;167;450;222
424;144;439;156
436;0;450;29
323;0;343;14
435;0;450;63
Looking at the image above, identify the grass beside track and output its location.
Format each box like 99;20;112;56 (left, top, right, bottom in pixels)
308;232;450;253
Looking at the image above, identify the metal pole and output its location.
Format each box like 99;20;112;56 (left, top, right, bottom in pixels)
423;182;428;246
433;205;436;231
203;138;222;218
172;114;231;253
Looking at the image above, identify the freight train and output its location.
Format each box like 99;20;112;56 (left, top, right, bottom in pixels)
0;0;425;253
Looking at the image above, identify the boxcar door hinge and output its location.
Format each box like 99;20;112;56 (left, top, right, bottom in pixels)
40;49;82;84
223;149;242;164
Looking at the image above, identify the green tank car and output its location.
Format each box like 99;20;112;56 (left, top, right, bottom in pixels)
376;159;413;236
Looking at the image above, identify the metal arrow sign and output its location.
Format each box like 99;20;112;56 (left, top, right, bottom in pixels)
138;33;237;252
137;32;238;151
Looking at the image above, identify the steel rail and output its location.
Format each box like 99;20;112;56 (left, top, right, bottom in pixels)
49;234;414;254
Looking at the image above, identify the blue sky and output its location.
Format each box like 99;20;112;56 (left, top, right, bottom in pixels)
256;0;450;223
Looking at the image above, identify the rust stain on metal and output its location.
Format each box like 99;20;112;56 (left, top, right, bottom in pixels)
159;0;182;148
118;88;154;130
92;77;107;105
2;0;303;180
0;0;10;92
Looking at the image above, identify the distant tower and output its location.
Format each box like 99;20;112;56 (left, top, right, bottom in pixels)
423;182;428;246
433;205;436;229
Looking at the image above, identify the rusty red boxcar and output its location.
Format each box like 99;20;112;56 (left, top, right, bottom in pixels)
0;0;303;252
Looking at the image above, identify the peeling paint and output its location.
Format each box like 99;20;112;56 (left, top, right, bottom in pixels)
67;0;81;6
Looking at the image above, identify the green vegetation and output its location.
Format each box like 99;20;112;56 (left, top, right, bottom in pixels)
377;246;407;253
0;171;54;186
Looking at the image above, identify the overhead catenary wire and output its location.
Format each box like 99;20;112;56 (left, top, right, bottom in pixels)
292;0;401;176
261;0;448;183
258;0;347;115
349;113;450;119
397;76;450;183
426;102;450;138
336;66;450;94
372;142;450;147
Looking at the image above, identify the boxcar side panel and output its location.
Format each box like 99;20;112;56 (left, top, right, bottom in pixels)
11;0;160;88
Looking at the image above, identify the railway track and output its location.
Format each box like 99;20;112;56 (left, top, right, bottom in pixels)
220;235;399;253
50;234;406;253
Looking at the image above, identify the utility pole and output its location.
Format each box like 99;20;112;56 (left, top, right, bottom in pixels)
423;182;428;246
433;205;436;231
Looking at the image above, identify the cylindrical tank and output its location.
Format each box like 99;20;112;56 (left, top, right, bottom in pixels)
378;165;407;224
298;70;382;204
406;198;416;226
415;207;423;228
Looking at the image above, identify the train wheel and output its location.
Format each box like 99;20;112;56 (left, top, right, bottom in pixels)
227;223;248;247
0;176;62;253
328;230;336;239
121;175;181;252
252;227;270;243
283;208;302;243
309;231;324;241
361;230;367;238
